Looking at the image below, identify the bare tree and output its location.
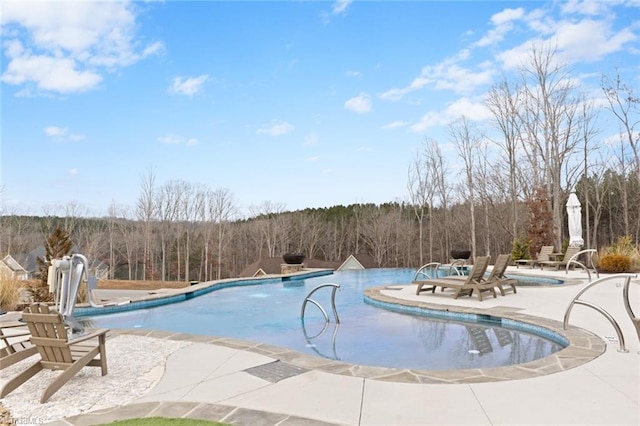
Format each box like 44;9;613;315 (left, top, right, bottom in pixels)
407;141;437;265
602;72;640;241
359;206;396;266
157;181;182;280
136;168;157;280
578;96;601;249
449;116;481;257
485;78;524;237
208;188;238;280
517;43;583;248
429;141;451;262
248;201;287;258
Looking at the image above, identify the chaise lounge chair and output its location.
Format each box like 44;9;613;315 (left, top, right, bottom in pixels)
414;256;496;301
485;254;517;296
0;303;109;403
429;254;517;297
539;245;582;271
0;321;38;370
514;245;554;268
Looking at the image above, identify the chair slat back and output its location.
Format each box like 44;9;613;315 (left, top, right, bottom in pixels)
468;256;490;283
487;254;511;280
22;304;72;365
537;246;554;262
563;246;581;264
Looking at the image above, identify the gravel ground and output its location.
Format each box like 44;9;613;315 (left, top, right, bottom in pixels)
0;335;190;424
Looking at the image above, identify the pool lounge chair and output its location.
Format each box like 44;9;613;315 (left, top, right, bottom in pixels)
486;254;517;296
0;322;37;370
0;303;109;403
414;256;496;301
431;254;517;297
514;245;554;268
539;245;582;271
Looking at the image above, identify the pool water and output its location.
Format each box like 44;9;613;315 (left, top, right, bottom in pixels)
85;269;564;370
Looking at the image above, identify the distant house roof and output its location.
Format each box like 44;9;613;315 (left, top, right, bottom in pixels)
239;257;340;278
0;254;29;280
239;258;282;277
337;254;378;271
2;255;27;273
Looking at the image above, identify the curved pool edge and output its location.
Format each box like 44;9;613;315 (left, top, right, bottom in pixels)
105;283;606;385
75;268;335;317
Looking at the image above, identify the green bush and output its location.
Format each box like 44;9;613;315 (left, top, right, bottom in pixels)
511;236;530;261
598;253;632;273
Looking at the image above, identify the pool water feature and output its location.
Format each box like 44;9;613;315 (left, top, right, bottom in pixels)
84;269;565;371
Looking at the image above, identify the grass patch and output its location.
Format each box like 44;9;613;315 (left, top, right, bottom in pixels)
105;417;230;425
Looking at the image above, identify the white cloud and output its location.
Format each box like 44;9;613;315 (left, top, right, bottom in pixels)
332;0;352;15
381;121;409;130
492;7;526;26
344;92;372;113
346;70;361;78
1;1;163;94
170;75;209;96
410;97;491;133
306;156;320;163
157;134;198;146
496;4;637;70
560;0;613;16
380;50;494;100
554;19;636;63
256;121;294;136
69;168;78;176
44;125;85;141
3;53;103;93
321;0;352;23
45;126;67;137
474;7;525;47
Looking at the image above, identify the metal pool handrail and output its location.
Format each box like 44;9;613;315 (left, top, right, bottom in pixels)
563;274;639;353
301;283;340;324
447;259;466;276
413;262;442;281
413;261;464;282
565;249;599;280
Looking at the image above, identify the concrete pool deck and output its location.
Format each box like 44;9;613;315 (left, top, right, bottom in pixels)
5;267;640;425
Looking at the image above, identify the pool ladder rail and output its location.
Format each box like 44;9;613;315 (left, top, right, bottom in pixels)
413;261;464;282
563;273;639;353
565;249;599;281
301;283;341;324
300;283;341;360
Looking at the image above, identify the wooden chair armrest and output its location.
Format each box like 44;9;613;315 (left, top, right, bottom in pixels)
0;321;28;329
68;328;109;344
0;330;31;339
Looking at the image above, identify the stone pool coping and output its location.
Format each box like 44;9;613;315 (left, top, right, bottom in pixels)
109;282;604;385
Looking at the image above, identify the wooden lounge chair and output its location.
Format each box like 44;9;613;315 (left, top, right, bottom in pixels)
0;304;109;403
539;245;582;271
485;254;517;296
0;321;38;370
430;254;517;297
414;256;496;301
514;245;554;268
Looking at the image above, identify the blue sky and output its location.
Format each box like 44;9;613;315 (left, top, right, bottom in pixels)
1;0;638;217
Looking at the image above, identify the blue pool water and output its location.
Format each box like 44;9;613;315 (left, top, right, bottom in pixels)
84;269;565;370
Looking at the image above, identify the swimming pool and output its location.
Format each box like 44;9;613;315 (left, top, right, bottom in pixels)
84;269;565;371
